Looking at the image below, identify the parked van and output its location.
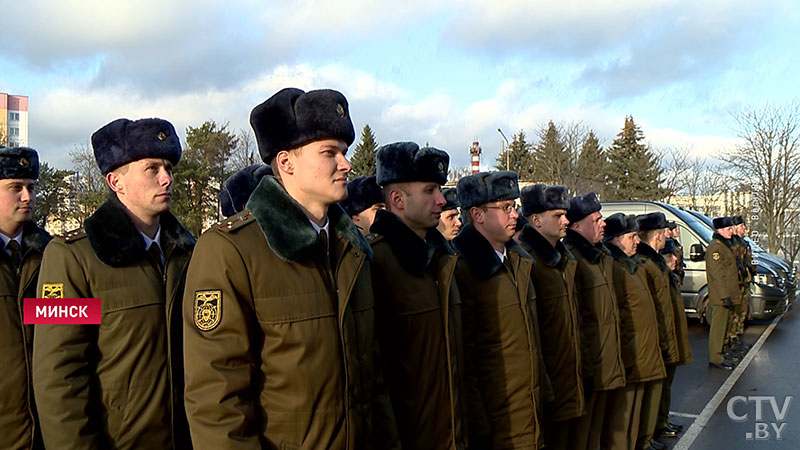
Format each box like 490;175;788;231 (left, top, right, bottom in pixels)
601;201;790;321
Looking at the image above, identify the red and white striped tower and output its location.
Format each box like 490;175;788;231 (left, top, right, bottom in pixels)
469;141;482;174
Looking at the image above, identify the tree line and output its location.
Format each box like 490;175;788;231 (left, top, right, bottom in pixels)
30;102;800;262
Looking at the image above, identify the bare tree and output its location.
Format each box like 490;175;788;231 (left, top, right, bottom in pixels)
69;143;107;225
723;101;800;252
447;166;473;185
780;216;800;265
227;128;259;172
658;145;693;203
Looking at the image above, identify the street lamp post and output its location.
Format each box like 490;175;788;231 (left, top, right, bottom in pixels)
497;128;510;170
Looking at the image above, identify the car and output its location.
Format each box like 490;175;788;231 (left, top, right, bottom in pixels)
601;201;789;322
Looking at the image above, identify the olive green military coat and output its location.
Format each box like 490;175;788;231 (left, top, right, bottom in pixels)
452;223;546;450
0;222;50;450
606;243;666;384
33;195;195;449
183;176;397;450
637;243;680;365
705;234;739;307
563;230;626;392
668;272;693;366
367;210;465;450
518;225;585;422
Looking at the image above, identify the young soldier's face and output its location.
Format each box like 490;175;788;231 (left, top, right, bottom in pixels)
0;178;35;230
352;203;384;235
290;139;351;205
401;182;446;230
531;209;569;241
718;226;734;239
112;158;173;218
612;231;639;257
437;208;462;240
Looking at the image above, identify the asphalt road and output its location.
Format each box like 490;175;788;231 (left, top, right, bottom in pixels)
657;301;800;449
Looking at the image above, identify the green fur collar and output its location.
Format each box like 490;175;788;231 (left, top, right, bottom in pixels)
564;229;605;264
369;209;453;277
22;220;52;255
518;224;574;268
606;241;641;274
636;241;668;271
452;223;531;280
246;176;372;262
84;193;195;267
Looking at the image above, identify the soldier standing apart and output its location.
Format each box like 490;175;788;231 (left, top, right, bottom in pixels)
706;216;739;370
452;171;546;449
604;213;666;450
182;88;397;449
517;184;584;450
0;146;50;450
368;142;465;449
437;187;462;240
656;238;692;437
341;175;385;235
562;193;627;450
634;213;678;450
33;118;195;448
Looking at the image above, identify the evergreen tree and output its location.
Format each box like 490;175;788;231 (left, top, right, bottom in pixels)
349;124;378;179
172;120;239;236
605;116;665;200
495;130;535;180
574;131;606;196
34;161;75;232
532;121;570;185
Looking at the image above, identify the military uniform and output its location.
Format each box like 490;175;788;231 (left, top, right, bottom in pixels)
605;214;666;450
183;88;398;449
368;211;465;449
33;196;195;448
564;229;627;450
518;226;584;446
367;142;465;450
706;229;738;365
1;222;51;450
453;224;545;449
635;213;679;449
454;171;547;449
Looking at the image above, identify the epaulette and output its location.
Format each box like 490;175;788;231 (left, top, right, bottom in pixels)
57;227;87;243
216;211;254;233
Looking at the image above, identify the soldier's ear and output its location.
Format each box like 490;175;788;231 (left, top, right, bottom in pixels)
106;171;124;194
275;150;294;176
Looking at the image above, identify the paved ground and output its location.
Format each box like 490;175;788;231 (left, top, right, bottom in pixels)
658;300;799;449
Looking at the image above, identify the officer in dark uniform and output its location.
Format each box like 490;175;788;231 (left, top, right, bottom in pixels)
368;142;465;449
218;164;272;217
33;118;195;448
517;184;584;450
706;216;738;370
730;215;753;351
341;174;385;235
0;146;51;450
437;187;462;240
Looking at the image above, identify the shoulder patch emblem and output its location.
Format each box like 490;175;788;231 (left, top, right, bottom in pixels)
194;290;222;331
712;252;720;261
42;283;64;298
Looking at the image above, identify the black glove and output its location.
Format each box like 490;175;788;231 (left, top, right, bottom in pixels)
722;297;733;309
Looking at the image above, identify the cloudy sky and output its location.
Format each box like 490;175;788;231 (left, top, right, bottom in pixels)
1;0;797;170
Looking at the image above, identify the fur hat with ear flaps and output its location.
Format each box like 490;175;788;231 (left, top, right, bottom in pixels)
566;192;601;224
604;213;639;240
340;175;384;216
91;118;182;174
456;171;520;210
713;216;734;229
636;212;667;231
250;87;356;163
0;145;39;180
520;184;569;217
375;141;449;186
